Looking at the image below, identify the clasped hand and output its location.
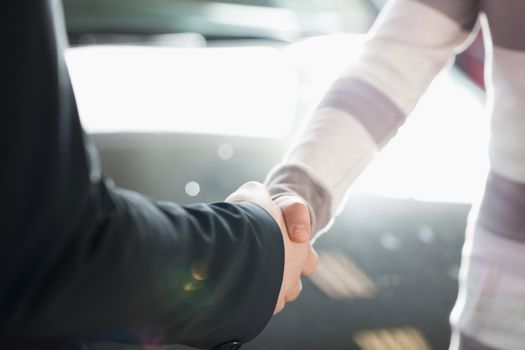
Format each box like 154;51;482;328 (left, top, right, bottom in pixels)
226;182;318;314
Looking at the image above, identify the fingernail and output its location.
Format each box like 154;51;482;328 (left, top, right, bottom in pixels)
292;225;308;240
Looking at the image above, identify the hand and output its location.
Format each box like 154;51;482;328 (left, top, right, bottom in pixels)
272;195;312;244
226;182;318;314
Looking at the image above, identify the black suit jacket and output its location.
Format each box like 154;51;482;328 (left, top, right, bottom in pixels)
0;2;284;349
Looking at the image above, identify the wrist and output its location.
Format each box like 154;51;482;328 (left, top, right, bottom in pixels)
265;164;332;236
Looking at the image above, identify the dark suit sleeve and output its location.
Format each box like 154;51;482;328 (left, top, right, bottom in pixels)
0;1;284;348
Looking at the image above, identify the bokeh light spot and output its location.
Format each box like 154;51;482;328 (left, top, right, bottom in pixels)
380;232;401;251
191;263;208;281
185;181;200;197
183;281;200;292
354;327;432;350
217;143;235;160
417;226;435;244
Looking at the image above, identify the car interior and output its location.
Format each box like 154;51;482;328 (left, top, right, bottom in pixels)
62;1;487;349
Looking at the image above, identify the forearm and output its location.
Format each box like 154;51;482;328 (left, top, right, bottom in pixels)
4;182;284;348
3;2;285;347
267;0;479;235
266;108;378;234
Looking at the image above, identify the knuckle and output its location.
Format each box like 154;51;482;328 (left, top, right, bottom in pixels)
286;295;297;302
285;291;298;302
244;181;263;189
225;193;242;202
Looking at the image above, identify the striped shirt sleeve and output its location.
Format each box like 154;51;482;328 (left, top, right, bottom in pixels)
266;0;480;235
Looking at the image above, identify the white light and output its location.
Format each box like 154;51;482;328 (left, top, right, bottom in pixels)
288;36;488;204
352;68;489;204
68;36;489;204
185;181;201;197
66;45;298;138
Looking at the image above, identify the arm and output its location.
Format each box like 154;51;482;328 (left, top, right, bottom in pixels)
266;0;480;236
1;1;290;348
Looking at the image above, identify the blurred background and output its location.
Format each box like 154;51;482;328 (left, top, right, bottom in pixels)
62;1;488;349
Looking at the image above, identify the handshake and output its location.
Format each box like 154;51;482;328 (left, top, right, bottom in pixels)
226;181;319;314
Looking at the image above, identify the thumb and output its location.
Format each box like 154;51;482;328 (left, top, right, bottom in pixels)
275;195;311;243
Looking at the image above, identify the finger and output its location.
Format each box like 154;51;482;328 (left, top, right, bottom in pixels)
278;197;311;243
225;181;264;202
301;246;319;276
285;280;302;302
239;181;264;190
273;299;286;315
